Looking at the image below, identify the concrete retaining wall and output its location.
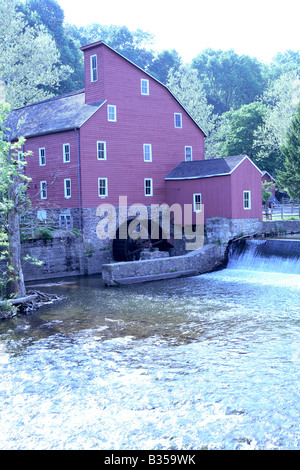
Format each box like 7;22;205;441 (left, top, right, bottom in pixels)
102;243;226;286
261;220;300;235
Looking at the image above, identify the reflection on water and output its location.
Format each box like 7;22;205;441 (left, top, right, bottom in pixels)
0;269;299;450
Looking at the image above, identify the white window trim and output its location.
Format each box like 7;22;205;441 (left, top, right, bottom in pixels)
40;181;47;200
90;54;98;82
141;79;149;95
97;141;107;160
107;105;117;122
174;113;182;128
185;146;192;161
39;147;46;166
143;143;152;162
243;190;251;210
193;193;202;212
64;179;71;199
63;143;70;163
144;178;153;197
98;177;108;198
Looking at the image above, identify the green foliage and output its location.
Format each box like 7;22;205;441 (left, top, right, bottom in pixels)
34;227;53;239
262;182;274;204
19;0;83;94
192;49;266;114
254;72;300;175
0;0;72;108
167;65;216;137
277;104;300;199
217;101;267;161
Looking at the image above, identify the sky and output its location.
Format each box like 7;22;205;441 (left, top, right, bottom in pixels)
57;0;299;64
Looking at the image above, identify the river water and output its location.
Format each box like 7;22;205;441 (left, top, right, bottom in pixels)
0;241;299;450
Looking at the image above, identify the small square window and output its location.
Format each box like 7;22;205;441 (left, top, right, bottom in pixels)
108;105;116;122
63;144;70;163
193;193;202;212
64;179;71;199
97;141;107;160
90;54;98;82
98;178;108;198
141;79;149;95
144;178;153;196
185;146;192;161
39;148;46;166
174;113;182;128
243;190;251;210
60;214;72;228
40;181;47;199
143;144;152;162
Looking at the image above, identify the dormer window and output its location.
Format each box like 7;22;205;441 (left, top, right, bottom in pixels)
90;54;98;82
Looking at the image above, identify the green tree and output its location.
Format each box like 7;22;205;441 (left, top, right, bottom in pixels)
0;0;69;302
0;103;30;299
218;101;267;162
268;50;300;81
149;49;182;84
192;49;266;114
0;0;71;108
65;23;155;73
18;0;82;94
277;104;300;200
254;71;300;175
167;65;216;139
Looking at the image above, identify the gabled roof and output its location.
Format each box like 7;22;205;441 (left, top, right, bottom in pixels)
80;40;207;137
261;171;276;182
165;155;262;180
6;90;105;140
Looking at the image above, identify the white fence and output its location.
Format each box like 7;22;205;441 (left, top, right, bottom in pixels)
264;204;300;220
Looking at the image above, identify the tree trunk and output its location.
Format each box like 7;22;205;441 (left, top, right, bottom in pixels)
6;177;26;298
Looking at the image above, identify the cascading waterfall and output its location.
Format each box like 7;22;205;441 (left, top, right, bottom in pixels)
227;238;300;275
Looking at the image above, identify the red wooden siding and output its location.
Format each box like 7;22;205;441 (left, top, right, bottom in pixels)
165;159;262;223
79;43;205;208
24;130;80;209
230;157;262;220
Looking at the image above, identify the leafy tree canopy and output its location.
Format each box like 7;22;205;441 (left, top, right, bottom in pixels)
277;104;300;199
0;0;72;108
192;49;266;114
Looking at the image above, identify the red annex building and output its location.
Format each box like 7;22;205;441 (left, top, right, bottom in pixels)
7;40;262;261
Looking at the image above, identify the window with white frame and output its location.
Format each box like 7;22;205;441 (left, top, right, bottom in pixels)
185;146;192;161
143;144;152;162
174;113;182;128
97;141;107;160
90;54;98;82
63;143;70;163
107;105;117;122
40;181;47;199
98;178;108;197
243;190;251;210
39;147;46;166
64;179;71;199
141;79;149;95
144;178;153;196
193;193;202;212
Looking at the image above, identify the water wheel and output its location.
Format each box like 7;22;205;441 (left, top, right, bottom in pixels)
112;219;171;262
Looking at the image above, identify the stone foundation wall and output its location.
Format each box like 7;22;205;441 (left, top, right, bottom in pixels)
206;218;262;244
102;244;226;286
261;220;300;235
